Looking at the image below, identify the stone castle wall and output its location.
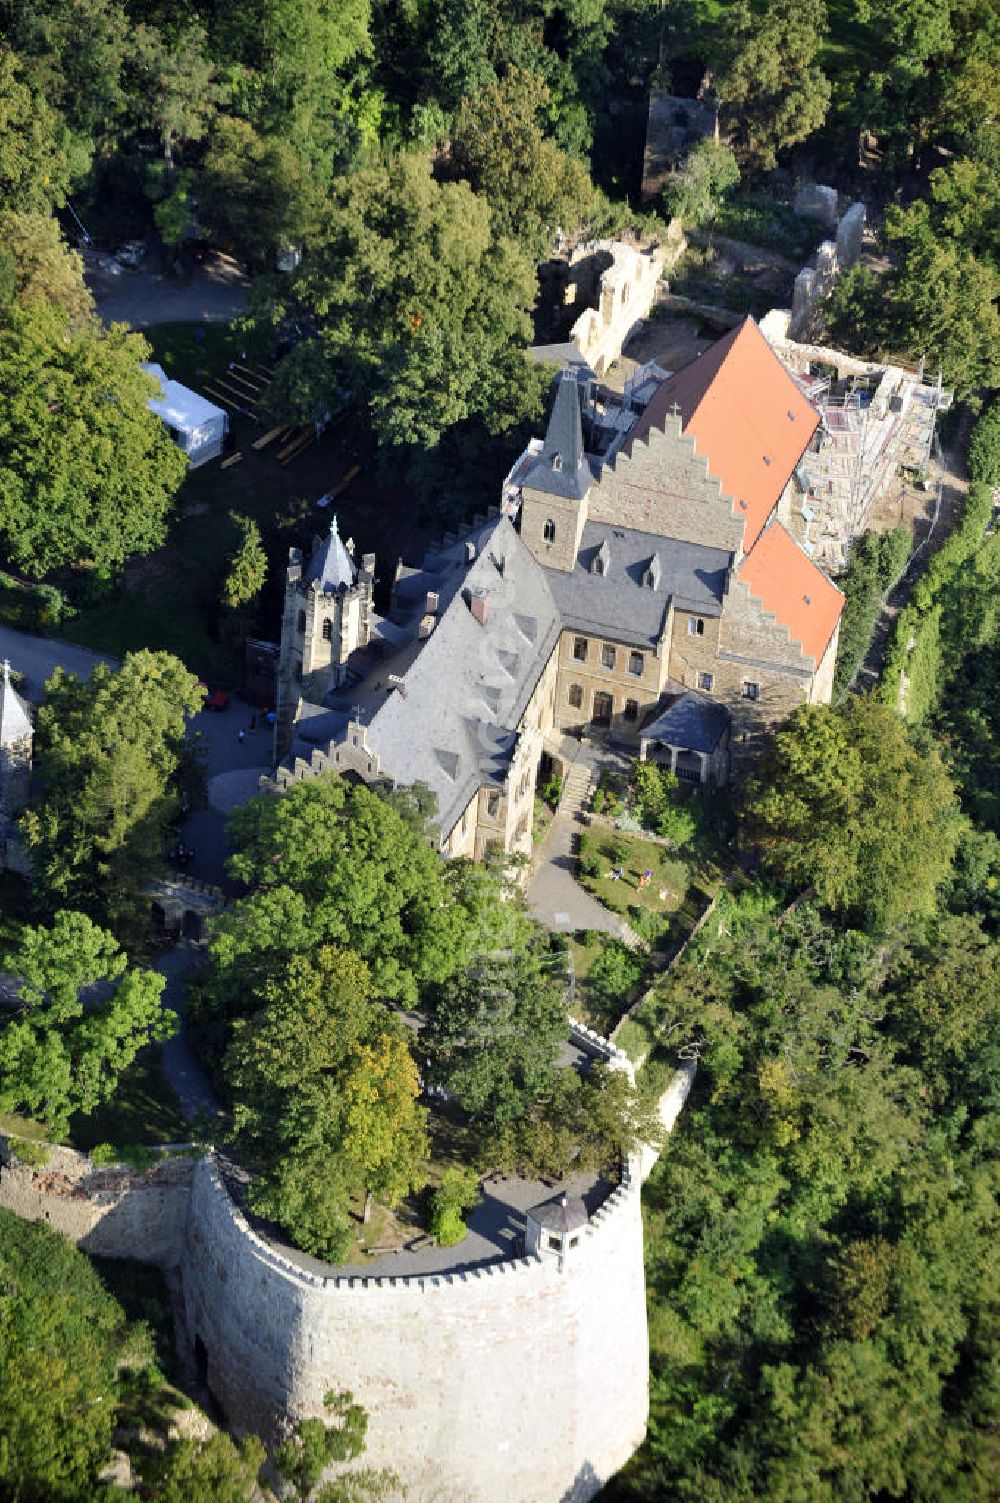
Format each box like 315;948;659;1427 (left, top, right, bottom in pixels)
0;1141;195;1266
0;1033;680;1503
181;1155;649;1503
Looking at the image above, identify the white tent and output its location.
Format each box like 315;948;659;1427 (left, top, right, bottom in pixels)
142;363;228;468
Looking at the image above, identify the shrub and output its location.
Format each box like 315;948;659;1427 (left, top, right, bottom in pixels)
656;802;697;848
585;941;644;1026
968;400;1000;486
430;1167;480;1247
12;1138;50;1168
578;834;602;879
603;836;630;867
577;928;601;948
90;1142;156;1172
540;775;563;809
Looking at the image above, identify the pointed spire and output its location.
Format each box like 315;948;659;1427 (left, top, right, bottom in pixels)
0;661;32;746
527;370;591;500
304;515;357;592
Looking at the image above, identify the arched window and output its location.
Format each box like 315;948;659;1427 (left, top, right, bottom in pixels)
297;610;306;634
322;618;333;641
543;518;556;543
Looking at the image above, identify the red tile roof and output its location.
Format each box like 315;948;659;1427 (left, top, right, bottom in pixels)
628;317;820;550
738;522;844;665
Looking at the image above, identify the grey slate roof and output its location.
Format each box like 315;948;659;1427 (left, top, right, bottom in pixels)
522;370;593;500
352;517;562;839
640;691;730;752
544;522;731;649
303;517;357;592
530;1192;589;1234
0;663;32;745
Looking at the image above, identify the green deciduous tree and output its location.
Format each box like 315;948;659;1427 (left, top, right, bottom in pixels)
214;774;467;1012
200;116;316;271
717;0;831;169
0;212;94;321
22;651;202;936
663;139;740;227
0;45;71;214
130;23;227;170
248;153;546;446
0;1211;159;1502
743;698;961;926
0;301;187;578
142;1432;266;1503
450;67;597;255
424;944;569;1135
226;948;428;1260
0;911;170;1136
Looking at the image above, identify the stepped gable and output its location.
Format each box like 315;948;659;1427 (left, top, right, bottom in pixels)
363;516;561;838
738;521;844;665
626;316;820;550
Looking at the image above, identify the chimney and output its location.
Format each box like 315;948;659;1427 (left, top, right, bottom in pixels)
425;590;439;614
469;589;489;626
465;540;477;564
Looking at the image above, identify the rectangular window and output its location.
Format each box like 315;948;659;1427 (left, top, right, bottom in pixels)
486;792;500;818
573;636;588;662
697;671;714;691
601;643;616;670
741;680;760;701
568;683;583;709
628;650;644;677
688;616;705;636
623;698;639;723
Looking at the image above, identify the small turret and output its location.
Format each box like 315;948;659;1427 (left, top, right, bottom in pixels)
526;1191;589;1269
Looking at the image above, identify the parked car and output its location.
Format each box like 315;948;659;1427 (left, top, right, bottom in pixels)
115;239;147;268
202;689;231;711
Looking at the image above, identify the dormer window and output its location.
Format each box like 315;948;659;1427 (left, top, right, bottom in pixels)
552;453;563;472
643;555;662;590
591;539;611;577
543;518;556;543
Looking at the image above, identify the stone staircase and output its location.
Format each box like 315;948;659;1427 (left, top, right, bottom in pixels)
558;760;594;819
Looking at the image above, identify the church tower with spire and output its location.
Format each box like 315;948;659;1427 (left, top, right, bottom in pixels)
274;519;375;763
0;660;33;874
518;368;593;573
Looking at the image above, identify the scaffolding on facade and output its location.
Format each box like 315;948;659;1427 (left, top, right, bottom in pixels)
790;363;949;567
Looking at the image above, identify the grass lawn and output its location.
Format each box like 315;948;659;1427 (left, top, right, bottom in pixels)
581;827;691;924
68;1044;189;1154
63;321;429;685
